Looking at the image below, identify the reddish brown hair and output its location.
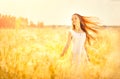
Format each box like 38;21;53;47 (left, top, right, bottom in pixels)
72;13;100;45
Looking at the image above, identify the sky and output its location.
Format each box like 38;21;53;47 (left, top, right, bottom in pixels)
0;0;120;25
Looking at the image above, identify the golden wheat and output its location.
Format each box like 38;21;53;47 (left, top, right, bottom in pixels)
0;27;120;79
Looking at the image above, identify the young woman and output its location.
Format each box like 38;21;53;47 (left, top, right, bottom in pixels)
61;13;99;64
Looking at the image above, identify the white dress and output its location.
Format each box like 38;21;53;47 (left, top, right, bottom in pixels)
69;29;89;64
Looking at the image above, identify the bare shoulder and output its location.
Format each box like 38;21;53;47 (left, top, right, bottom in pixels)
67;29;73;39
67;29;73;35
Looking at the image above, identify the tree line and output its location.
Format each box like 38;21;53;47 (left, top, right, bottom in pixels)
0;14;44;28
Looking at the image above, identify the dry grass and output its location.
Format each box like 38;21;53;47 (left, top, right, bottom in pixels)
0;26;120;79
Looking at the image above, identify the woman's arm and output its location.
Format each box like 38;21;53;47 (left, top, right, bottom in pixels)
61;31;72;57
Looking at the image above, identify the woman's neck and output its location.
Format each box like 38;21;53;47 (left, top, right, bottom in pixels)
74;27;83;33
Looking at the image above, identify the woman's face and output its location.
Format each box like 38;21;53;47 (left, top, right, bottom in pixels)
72;14;81;29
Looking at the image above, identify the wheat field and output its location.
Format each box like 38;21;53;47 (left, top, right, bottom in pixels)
0;26;120;79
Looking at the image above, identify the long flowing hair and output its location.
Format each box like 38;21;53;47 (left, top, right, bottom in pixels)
72;13;100;45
